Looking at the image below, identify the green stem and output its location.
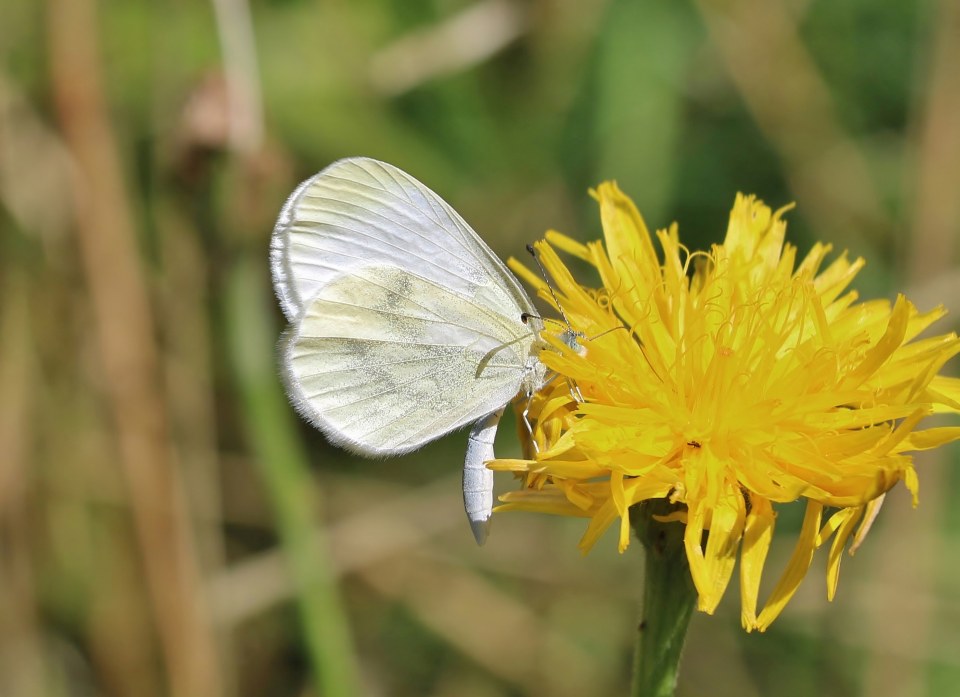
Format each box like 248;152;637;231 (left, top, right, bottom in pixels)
225;257;362;697
630;500;697;697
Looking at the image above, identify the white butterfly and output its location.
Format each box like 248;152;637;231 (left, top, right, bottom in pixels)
270;157;547;544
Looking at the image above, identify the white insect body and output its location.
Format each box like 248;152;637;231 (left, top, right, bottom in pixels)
270;157;546;543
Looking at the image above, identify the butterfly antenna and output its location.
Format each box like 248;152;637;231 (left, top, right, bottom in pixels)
526;244;575;332
526;244;585;404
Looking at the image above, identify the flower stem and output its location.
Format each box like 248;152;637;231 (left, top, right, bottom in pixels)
630;500;697;697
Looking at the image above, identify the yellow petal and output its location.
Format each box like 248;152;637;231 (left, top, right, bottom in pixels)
850;494;885;553
544;230;592;263
845;295;911;384
756;501;823;630
928;375;960;412
904;465;919;507
698;488;746;614
595;182;660;291
578;498;620;553
823;506;863;601
740;495;775;630
684;501;710;611
507;256;548;294
898;426;960;451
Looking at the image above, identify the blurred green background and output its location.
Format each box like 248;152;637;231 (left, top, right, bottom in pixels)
1;0;959;695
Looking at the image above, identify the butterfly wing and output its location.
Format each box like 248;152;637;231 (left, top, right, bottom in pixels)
271;157;537;321
271;157;546;455
283;265;536;455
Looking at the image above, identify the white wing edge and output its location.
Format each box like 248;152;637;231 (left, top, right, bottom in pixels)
462;408;504;545
270;175;318;321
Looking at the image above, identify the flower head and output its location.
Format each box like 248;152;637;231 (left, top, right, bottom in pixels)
496;185;960;630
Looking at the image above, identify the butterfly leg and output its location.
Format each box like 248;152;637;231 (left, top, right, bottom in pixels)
569;381;584;403
463;408;504;545
521;394;541;455
520;376;581;454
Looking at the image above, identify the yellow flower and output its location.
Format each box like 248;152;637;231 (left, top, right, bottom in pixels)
495;185;960;631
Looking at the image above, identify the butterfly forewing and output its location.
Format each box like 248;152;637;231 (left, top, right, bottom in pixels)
271;157;537;322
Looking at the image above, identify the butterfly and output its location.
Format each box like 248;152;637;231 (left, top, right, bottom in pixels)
270;157;547;543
